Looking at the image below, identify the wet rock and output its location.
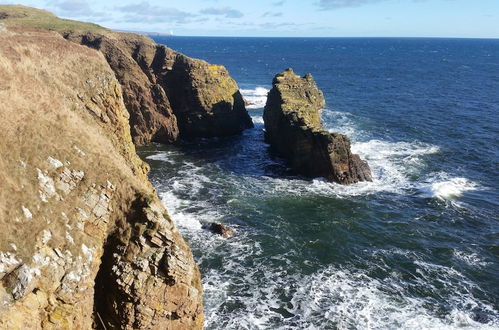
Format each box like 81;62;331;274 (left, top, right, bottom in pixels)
204;223;236;238
263;68;372;184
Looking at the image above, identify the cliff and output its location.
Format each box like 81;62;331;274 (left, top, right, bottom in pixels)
0;26;202;329
0;5;253;146
263;69;372;184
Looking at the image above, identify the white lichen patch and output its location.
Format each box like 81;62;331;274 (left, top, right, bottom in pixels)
81;244;94;263
37;168;57;202
0;252;21;276
65;231;74;245
73;145;86;156
21;205;33;219
47;156;63;169
9;264;36;300
41;230;52;244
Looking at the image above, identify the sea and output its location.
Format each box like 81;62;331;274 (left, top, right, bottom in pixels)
140;37;499;329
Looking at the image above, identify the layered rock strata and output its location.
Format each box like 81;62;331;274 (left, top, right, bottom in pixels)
263;68;372;184
0;28;202;329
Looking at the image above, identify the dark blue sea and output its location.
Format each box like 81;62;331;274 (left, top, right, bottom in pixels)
141;37;499;329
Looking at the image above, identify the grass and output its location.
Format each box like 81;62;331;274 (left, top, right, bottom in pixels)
0;4;107;33
0;28;146;262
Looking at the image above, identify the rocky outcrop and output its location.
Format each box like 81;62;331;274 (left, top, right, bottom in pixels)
263;68;372;184
163;53;253;138
1;5;252;145
0;28;202;329
63;30;252;143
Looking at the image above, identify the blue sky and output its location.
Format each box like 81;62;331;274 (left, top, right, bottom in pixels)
1;0;498;37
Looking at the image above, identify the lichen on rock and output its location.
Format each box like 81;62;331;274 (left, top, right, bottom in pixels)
263;68;372;184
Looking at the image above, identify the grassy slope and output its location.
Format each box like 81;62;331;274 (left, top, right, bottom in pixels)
0;4;107;33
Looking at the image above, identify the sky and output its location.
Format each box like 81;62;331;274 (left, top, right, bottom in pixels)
1;0;498;38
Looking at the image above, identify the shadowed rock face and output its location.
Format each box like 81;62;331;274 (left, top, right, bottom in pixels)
263;68;372;184
64;31;253;144
164;53;254;138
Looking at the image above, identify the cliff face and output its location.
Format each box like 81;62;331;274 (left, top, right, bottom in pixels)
0;27;202;329
263;69;372;184
1;5;252;146
63;30;253;144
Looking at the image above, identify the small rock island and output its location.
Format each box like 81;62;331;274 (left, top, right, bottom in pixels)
263;68;372;184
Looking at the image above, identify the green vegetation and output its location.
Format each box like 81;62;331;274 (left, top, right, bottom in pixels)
0;5;107;33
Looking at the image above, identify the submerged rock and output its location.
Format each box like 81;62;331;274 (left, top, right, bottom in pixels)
263;68;372;184
204;223;236;238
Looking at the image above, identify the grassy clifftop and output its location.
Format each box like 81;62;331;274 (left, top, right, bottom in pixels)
0;5;106;32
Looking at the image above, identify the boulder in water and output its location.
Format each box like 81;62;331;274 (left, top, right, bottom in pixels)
263;68;372;184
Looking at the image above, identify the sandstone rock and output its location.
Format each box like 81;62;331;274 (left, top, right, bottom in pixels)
164;54;254;138
204;223;236;238
0;27;202;329
263;68;372;184
64;31;180;146
64;30;252;143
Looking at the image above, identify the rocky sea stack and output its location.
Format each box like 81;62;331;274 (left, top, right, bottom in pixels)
263;68;372;184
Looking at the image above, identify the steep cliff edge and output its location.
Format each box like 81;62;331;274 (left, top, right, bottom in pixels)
0;5;253;145
263;69;372;184
0;27;202;329
64;31;253;142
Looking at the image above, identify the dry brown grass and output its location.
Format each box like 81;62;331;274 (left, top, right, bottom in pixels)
0;5;106;33
0;28;148;260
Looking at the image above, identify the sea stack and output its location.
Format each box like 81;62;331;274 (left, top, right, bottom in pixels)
263;68;372;184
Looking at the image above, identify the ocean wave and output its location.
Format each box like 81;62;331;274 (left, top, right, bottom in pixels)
251;115;265;124
416;175;480;200
453;249;490;268
240;86;269;109
145;151;178;164
200;257;499;329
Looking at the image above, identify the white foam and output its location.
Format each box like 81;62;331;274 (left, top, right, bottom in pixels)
251;115;265;124
453;250;489;268
240;86;269;109
201;260;499;329
159;190;203;231
145;151;178;164
417;176;479;200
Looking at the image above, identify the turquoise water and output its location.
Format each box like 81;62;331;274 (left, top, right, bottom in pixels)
140;37;499;329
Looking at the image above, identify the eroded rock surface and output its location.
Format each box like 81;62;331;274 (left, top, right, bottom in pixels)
0;28;202;329
64;30;253;143
263;68;372;184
